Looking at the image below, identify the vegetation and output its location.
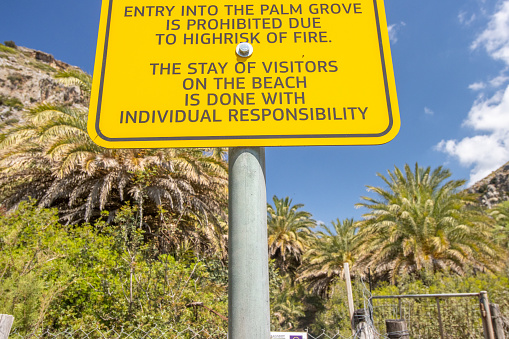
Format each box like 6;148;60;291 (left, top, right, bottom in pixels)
0;94;23;109
355;163;502;282
267;195;316;275
4;40;17;49
298;218;359;297
28;60;56;73
312;269;509;337
0;202;228;336
490;201;509;249
0;68;508;336
0;42;17;54
0;70;228;258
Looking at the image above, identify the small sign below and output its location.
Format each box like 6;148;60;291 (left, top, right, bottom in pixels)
271;331;308;339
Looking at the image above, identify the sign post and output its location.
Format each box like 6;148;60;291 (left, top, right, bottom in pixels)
229;147;270;338
89;0;399;338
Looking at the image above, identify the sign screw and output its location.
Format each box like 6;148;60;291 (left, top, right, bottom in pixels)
236;42;253;57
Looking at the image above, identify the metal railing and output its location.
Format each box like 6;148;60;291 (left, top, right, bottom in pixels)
369;292;495;339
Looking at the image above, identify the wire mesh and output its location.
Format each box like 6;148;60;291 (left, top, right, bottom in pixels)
370;295;485;338
9;325;228;339
8;278;498;339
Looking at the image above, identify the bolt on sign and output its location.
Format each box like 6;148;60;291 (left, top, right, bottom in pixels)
88;0;400;148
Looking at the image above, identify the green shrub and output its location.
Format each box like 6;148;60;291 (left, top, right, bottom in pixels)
4;41;16;48
0;95;23;109
0;202;228;336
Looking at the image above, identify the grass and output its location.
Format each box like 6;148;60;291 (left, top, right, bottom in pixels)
28;61;56;73
0;44;18;54
0;95;24;109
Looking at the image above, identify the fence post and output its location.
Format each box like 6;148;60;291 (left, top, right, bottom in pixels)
354;309;375;339
480;291;495;339
435;297;445;339
344;263;355;336
0;314;14;339
490;304;506;339
398;297;402;319
385;319;409;339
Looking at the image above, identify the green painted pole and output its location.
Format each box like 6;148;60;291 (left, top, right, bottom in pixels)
228;147;270;339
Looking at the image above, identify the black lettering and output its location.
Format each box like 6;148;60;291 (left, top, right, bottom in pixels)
359;107;368;119
126;111;137;123
176;110;186;122
229;109;238;122
139;111;150;123
158;110;169;122
251;109;260;121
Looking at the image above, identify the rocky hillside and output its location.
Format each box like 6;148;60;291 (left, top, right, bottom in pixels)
0;41;87;126
468;161;509;208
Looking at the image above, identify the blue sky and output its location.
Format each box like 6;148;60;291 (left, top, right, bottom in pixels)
1;0;509;226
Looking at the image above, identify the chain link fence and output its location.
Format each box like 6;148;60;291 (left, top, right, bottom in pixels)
7;279;508;339
369;293;485;338
9;325;228;339
9;328;367;339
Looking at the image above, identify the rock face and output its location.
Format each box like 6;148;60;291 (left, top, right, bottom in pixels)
468;161;509;208
0;43;88;125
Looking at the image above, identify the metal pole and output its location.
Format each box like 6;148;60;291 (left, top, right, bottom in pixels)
480;291;495;339
398;297;402;319
436;297;445;339
228;147;270;339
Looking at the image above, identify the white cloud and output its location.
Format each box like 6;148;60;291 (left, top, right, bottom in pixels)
437;86;509;184
469;81;486;90
424;107;434;115
388;22;406;44
489;73;509;87
471;1;509;64
436;133;509;184
459;11;476;25
469;74;509;91
438;1;509;185
463;88;509;130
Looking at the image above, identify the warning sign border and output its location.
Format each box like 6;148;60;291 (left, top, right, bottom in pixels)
92;0;395;144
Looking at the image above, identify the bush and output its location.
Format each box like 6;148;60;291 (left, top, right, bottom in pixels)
0;202;228;336
4;40;16;48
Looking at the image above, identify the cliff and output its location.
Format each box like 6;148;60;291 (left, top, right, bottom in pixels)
0;42;87;125
467;161;509;208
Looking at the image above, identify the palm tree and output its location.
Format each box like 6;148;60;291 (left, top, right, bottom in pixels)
298;218;359;297
489;201;509;250
0;70;228;257
271;287;306;331
267;196;316;275
355;163;502;282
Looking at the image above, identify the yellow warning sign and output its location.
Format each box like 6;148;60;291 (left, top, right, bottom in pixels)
88;0;400;148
